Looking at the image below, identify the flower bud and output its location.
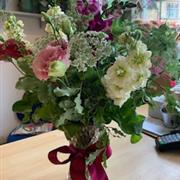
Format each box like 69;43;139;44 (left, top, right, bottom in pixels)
61;19;73;36
48;60;67;78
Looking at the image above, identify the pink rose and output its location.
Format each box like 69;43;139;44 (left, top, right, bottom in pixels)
32;39;70;80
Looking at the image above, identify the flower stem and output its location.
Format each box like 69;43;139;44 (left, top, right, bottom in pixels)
11;61;25;75
57;78;67;87
64;74;70;86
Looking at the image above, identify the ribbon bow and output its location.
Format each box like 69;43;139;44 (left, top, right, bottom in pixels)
48;144;112;180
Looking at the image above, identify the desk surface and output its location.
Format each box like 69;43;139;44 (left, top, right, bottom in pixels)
1;105;180;180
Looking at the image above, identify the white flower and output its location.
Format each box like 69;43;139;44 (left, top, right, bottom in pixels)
132;69;151;90
42;6;73;36
102;41;152;107
102;56;135;107
4;16;25;41
128;41;152;69
46;6;65;17
104;56;134;90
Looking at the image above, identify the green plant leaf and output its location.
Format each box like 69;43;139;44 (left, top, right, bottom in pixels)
37;83;55;103
12;100;32;113
95;107;105;125
17;56;33;75
33;102;59;122
131;134;142;144
86;149;102;165
59;100;75;110
54;87;79;97
61;122;83;140
74;93;83;114
16;76;41;91
104;99;144;137
0;35;4;42
55;108;81;128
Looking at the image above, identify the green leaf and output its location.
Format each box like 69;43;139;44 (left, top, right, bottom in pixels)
33;102;59;122
131;134;142;144
21;112;31;124
74;93;84;114
0;35;4;42
95;107;105;125
86;149;102;165
102;151;107;168
104;99;144;137
112;20;124;35
12;100;32;113
55;109;74;127
16;77;41;91
61;122;83;140
107;0;114;9
59;100;75;110
55;108;81;128
54;87;79;97
37;83;55;103
96;129;109;148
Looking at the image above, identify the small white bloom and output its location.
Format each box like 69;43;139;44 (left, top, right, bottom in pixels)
102;40;152;107
128;40;152;68
105;56;134;88
4;16;25;41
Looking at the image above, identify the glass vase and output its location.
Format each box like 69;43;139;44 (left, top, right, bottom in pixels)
67;125;100;180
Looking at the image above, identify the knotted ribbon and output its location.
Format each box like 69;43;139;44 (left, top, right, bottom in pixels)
48;143;112;180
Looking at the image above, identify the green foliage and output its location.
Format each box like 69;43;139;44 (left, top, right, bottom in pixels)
86;149;102;165
54;87;79;97
0;35;4;42
17;56;33;75
131;134;142;144
143;24;180;79
12;92;40;123
165;90;180;114
16;76;41;91
61;122;83;140
74;93;84;114
13;92;39;113
6;2;152;152
103;98;144;142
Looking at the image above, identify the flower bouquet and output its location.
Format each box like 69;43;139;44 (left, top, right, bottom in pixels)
0;1;153;179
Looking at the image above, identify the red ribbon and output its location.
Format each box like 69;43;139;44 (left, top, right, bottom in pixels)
48;144;112;180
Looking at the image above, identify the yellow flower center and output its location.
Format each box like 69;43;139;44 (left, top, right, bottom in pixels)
116;66;126;77
133;53;145;65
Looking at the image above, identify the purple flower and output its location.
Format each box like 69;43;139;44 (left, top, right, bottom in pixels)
88;14;113;32
76;0;103;15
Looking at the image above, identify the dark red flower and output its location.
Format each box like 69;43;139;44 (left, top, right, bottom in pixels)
5;39;23;59
0;39;32;61
0;43;5;60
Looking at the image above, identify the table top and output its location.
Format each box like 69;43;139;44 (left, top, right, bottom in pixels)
1;105;180;180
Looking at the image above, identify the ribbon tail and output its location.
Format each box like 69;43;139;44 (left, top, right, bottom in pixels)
88;145;112;180
70;156;87;180
88;161;109;180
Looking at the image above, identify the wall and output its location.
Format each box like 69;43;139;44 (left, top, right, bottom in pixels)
0;1;45;144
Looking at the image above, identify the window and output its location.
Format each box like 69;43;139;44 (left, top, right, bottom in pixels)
166;2;179;19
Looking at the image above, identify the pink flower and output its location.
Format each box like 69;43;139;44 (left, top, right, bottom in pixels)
150;56;165;75
32;39;70;80
170;80;176;88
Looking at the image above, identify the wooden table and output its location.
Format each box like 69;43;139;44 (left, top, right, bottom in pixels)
1;106;180;180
